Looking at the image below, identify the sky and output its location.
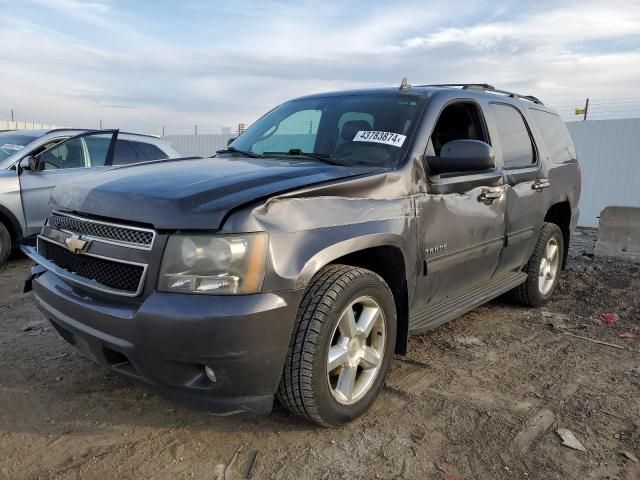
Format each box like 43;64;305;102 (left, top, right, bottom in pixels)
1;0;640;134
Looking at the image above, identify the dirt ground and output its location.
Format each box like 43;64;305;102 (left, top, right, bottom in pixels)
1;228;639;480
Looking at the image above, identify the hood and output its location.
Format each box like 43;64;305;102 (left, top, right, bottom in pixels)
50;156;379;230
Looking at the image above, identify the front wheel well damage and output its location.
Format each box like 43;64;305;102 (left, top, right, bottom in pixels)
328;246;409;355
544;201;571;269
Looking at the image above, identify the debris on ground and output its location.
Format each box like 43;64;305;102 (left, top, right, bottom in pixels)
243;450;258;479
213;464;226;480
25;328;44;336
562;332;627;350
617;330;636;339
455;336;485;347
22;320;44;332
600;312;620;325
45;352;70;360
621;451;640;463
224;445;242;480
556;428;587;452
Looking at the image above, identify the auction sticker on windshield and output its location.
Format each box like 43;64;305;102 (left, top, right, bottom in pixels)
353;131;406;147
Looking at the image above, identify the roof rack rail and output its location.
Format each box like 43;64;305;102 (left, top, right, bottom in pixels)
415;83;544;105
44;128;160;138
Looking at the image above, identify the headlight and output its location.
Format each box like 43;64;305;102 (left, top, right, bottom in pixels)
158;233;268;295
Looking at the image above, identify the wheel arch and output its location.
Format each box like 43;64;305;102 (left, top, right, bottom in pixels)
544;201;571;268
297;235;411;356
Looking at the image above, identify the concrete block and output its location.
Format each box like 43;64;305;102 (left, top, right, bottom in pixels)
595;206;640;261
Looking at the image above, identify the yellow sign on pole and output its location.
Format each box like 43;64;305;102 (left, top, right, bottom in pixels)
575;108;585;115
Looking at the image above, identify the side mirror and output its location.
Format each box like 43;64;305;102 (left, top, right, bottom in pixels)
226;137;236;146
427;139;495;175
20;155;43;172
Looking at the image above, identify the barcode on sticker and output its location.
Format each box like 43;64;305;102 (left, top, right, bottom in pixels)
353;131;406;147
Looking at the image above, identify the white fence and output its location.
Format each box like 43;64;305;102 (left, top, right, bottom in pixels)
163;134;235;158
1;120;68;131
566;119;640;227
164;120;640;229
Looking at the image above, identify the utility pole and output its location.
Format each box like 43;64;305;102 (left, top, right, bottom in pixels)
194;124;198;135
583;98;589;121
162;125;165;137
10;109;14;122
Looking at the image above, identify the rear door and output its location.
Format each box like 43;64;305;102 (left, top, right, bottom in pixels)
488;103;550;274
19;130;117;235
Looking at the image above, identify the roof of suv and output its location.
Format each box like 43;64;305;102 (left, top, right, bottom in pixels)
293;83;555;113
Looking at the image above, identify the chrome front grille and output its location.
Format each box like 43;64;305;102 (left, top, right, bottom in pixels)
38;239;144;294
47;211;155;250
37;211;155;297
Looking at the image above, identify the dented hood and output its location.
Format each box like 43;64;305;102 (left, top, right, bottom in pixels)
50;156;379;230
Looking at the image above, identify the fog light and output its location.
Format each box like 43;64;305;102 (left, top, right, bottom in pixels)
204;365;217;383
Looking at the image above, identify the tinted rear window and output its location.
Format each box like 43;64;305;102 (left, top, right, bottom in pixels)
131;141;168;161
530;109;576;163
113;140;140;165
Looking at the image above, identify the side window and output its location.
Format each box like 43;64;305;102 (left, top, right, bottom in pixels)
39;137;87;170
429;102;488;157
491;104;535;168
131;141;169;161
251;109;322;154
83;135;113;167
113;140;140;165
530;109;575;163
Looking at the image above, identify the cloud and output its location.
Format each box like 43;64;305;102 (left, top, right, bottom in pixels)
401;2;640;52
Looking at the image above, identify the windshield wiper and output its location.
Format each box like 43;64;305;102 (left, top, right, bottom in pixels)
215;146;263;158
263;149;344;166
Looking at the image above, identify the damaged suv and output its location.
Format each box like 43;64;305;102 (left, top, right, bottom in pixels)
24;83;580;426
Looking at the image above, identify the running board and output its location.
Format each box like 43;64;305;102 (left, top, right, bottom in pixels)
408;272;527;334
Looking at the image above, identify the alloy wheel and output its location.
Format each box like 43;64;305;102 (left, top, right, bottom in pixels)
538;237;560;295
327;296;386;405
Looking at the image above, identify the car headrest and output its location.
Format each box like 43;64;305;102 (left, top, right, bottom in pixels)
341;120;372;142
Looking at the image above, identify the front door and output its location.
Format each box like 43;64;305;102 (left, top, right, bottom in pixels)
411;100;506;328
19;130;117;235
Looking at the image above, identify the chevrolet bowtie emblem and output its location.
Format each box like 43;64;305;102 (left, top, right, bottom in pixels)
64;234;90;254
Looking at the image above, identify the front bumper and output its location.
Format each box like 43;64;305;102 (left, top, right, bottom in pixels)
28;264;303;415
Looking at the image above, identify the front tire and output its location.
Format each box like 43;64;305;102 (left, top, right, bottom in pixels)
513;222;564;306
277;265;396;427
0;221;11;266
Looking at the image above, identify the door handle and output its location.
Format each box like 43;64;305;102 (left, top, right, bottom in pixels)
478;188;502;205
532;178;551;192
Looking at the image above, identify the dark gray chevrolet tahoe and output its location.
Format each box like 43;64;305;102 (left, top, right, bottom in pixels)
24;83;580;426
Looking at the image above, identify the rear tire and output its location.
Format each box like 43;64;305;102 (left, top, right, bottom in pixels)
513;222;564;306
277;265;396;427
0;221;11;266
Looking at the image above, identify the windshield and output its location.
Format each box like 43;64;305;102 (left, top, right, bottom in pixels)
228;94;426;168
0;134;38;162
